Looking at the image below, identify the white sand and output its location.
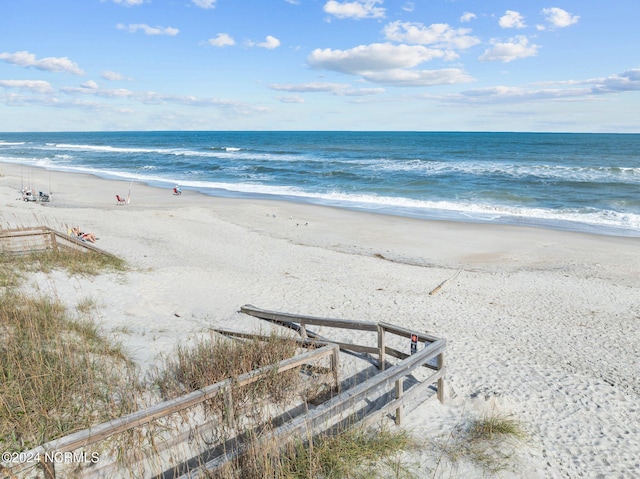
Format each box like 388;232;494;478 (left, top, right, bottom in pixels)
2;164;639;478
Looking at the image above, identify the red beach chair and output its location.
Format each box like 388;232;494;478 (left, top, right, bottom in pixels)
116;194;126;205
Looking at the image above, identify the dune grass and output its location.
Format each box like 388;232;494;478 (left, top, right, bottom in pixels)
1;245;433;479
434;411;528;475
207;423;417;479
0;290;140;452
152;332;301;399
0;245;135;452
0;247;125;288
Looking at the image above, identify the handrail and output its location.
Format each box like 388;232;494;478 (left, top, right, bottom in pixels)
5;304;446;478
0;226;116;258
3;344;339;475
180;339;446;477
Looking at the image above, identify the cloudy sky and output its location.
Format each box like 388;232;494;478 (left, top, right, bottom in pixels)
1;0;638;132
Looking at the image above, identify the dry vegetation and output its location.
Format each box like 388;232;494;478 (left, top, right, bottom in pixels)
0;249;136;453
433;411;528;476
0;240;527;478
0;246;413;478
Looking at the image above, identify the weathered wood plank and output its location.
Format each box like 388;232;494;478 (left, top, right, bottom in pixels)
0;226;116;257
378;323;386;370
241;304;379;332
183;339;446;477
437;352;446;403
212;328;328;348
360;367;446;429
378;321;441;344
5;344;339;475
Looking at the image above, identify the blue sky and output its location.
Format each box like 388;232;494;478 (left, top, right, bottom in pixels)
1;0;639;132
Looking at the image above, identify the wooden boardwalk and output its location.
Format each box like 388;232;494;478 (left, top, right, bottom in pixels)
2;305;446;479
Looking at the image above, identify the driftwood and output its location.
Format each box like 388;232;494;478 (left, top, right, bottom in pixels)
429;266;463;295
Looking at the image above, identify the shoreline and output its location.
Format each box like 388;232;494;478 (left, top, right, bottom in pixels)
3;157;639;239
2;161;639;477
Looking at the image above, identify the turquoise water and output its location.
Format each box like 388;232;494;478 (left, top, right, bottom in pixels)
1;131;639;236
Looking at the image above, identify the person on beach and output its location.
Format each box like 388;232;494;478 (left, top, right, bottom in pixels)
72;227;97;243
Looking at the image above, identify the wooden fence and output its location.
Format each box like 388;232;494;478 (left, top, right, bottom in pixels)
2;342;340;479
2;305;446;479
178;306;447;478
240;304;446;409
0;226;113;257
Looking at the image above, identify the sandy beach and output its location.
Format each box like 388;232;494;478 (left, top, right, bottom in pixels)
1;163;639;478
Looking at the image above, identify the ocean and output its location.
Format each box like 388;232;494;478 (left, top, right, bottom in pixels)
1;131;639;237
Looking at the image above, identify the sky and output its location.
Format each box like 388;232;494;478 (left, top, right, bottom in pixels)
1;0;639;132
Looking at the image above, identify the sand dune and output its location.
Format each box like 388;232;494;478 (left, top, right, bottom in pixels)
2;163;639;478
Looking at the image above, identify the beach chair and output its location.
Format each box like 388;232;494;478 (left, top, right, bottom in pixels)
38;191;51;202
173;186;182;195
21;188;37;202
116;194;126;205
68;228;86;242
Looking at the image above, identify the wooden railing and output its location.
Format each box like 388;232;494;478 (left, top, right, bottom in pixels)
240;304;445;403
3;305;446;479
0;226;114;257
2;343;340;479
183;334;446;478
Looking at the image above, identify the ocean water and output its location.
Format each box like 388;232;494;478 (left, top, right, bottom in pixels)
1;131;639;237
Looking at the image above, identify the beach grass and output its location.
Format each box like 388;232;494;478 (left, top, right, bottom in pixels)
434;411;528;475
0;246;136;453
0;248;126;288
152;332;299;398
210;423;417;479
0;290;141;452
1;246;426;478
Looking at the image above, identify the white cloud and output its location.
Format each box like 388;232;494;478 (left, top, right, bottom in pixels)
61;85;134;98
81;80;99;89
117;24;179;36
588;69;640;93
308;43;445;74
323;0;385;20
208;33;235;47
402;2;415;13
0;79;54;94
307;44;475;87
101;70;126;81
192;0;217;9
383;21;480;50
479;36;539;63
499;10;526;29
245;36;281;49
541;7;579;28
360;68;473;87
447;85;588;104
270;81;385;96
442;69;640;106
257;36;281;50
111;0;144;6
460;12;476;23
0;50;85;75
275;95;304;103
270;82;353;93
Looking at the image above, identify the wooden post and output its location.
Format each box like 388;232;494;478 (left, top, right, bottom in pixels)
377;324;385;370
41;455;56;479
330;346;340;392
395;378;403;425
437;352;445;403
51;231;59;251
224;386;235;429
299;322;308;340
